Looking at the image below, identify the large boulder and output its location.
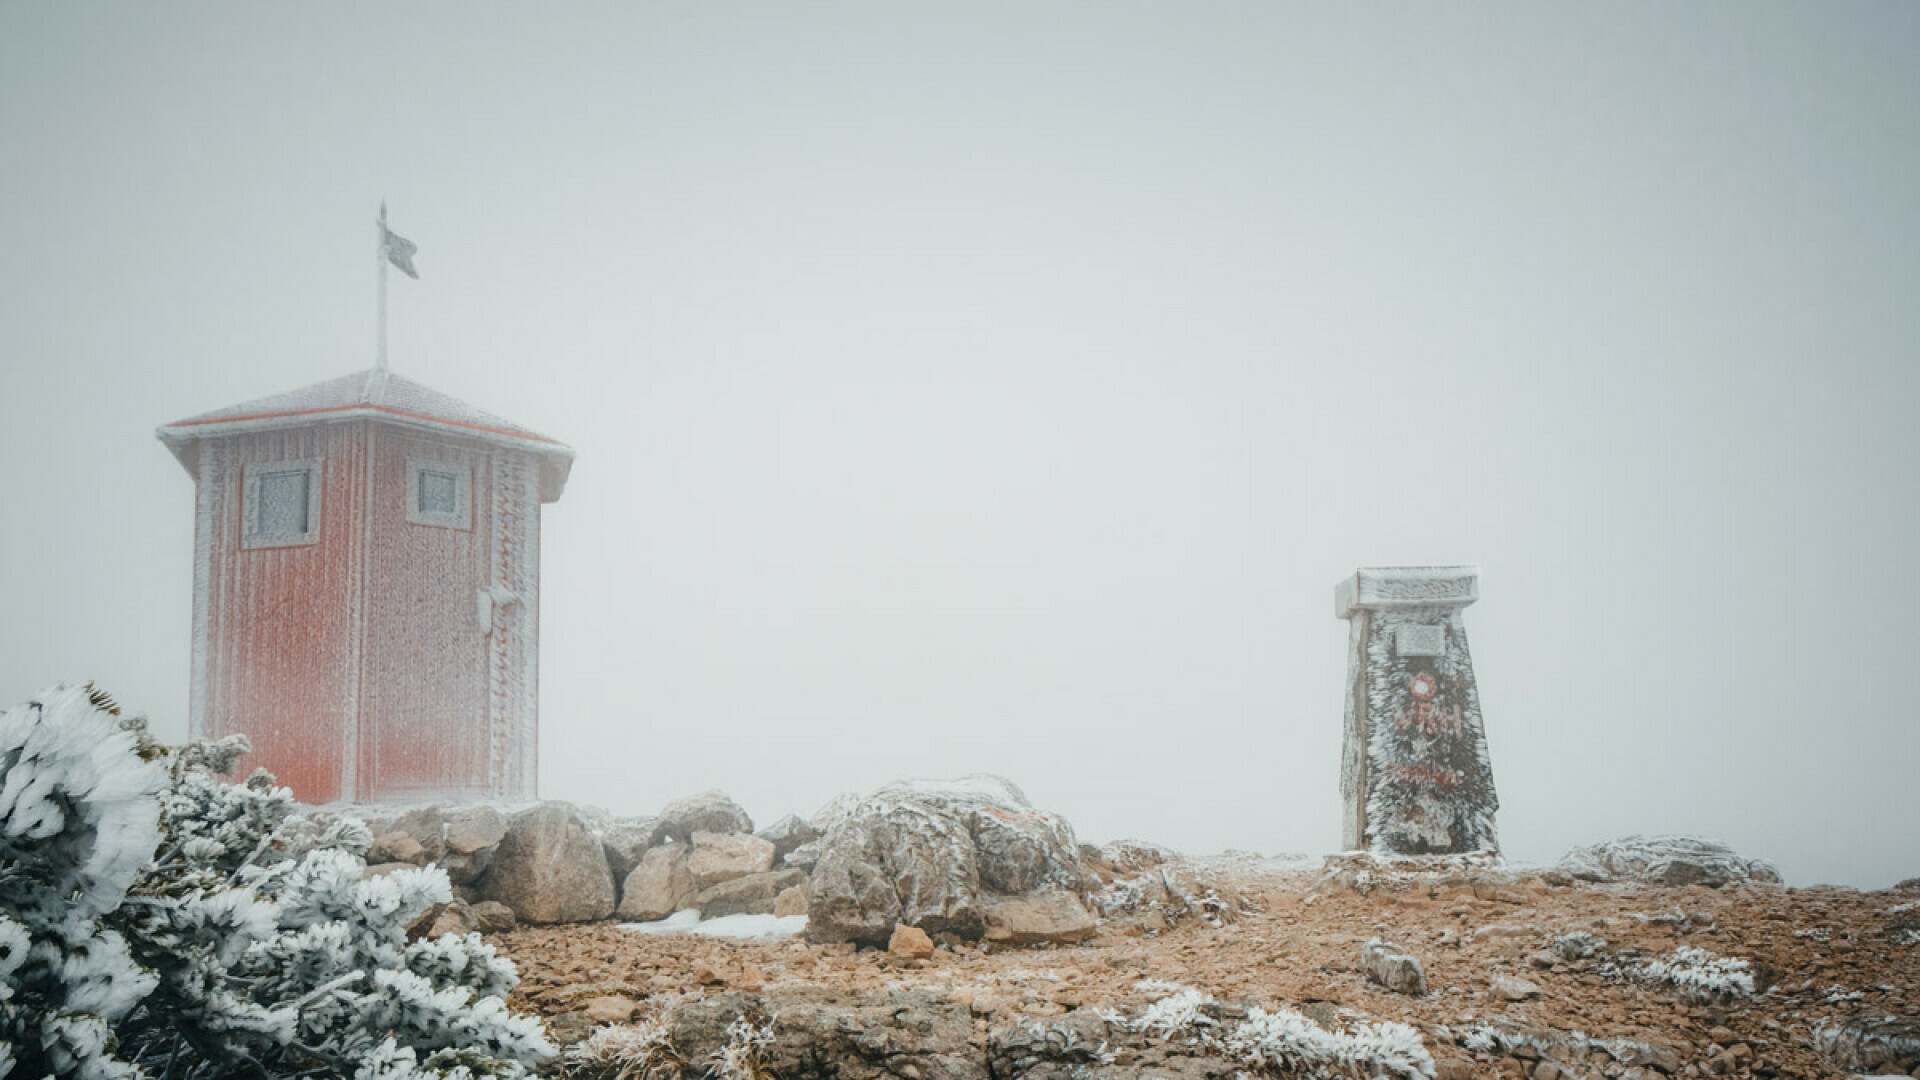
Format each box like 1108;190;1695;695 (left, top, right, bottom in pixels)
475;802;616;924
1559;835;1781;888
650;790;753;846
806;775;1088;947
619;843;696;921
688;831;776;890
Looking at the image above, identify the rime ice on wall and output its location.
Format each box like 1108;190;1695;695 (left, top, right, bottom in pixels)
156;368;573;804
1337;566;1498;855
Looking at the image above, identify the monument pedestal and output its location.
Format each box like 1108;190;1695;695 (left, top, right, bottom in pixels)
1337;566;1498;854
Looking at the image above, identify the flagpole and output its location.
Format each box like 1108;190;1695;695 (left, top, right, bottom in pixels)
376;201;389;374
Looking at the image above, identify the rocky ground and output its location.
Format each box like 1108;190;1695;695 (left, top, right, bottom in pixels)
490;855;1920;1079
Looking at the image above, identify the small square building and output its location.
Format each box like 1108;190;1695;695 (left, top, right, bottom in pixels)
158;368;573;803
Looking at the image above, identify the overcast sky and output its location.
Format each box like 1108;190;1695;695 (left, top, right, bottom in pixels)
3;4;1916;887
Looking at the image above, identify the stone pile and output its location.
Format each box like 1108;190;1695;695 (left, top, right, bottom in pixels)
313;775;1102;946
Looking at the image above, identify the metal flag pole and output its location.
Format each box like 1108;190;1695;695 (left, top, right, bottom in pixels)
376;201;390;374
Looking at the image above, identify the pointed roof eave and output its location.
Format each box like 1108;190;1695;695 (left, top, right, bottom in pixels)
157;369;575;502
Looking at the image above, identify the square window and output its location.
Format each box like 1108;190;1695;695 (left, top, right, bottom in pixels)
242;460;322;549
259;471;309;534
407;459;471;530
419;469;458;515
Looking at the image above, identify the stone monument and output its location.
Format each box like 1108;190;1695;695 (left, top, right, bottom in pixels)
1337;566;1498;854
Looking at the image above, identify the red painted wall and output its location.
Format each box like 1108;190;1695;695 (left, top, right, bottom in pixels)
200;423;366;802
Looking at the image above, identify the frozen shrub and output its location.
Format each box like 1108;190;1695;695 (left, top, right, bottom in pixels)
0;682;555;1079
1625;945;1755;1004
1551;930;1606;962
565;1019;684;1079
0;684;167;1080
1226;1007;1434;1080
1129;981;1435;1080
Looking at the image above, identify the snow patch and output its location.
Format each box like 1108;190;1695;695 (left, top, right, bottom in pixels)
620;911;808;942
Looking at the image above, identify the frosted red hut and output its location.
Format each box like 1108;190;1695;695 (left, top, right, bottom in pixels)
158;369;573;803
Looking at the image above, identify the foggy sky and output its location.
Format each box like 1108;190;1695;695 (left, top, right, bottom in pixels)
3;4;1916;887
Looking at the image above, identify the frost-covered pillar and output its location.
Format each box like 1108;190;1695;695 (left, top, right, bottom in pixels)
1337;566;1497;855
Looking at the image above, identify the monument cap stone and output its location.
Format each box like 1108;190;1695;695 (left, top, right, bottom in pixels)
1335;565;1479;619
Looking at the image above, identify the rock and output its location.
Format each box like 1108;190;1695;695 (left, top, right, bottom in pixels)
470;900;518;932
599;817;659;885
474;802;616;924
1492;974;1542;1001
694;868;808;918
1559;835;1781;888
362;861;415;878
584;995;639;1025
368;830;425;864
619;843;696;921
1361;938;1428;995
1607;1038;1686;1073
389;807;451;861
438;846;494;887
444;805;507;854
981;890;1097;946
1813;1014;1920;1075
889;923;936;961
409;899;477;940
805;775;1087;947
758;814;822;865
773;883;809;918
783;840;824;873
651;790;753;846
688;831;776;890
439;806;506;883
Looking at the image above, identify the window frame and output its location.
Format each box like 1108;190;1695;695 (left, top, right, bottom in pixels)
241;459;324;550
406;458;473;531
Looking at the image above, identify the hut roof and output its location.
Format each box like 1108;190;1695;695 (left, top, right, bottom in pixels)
158;369;573;501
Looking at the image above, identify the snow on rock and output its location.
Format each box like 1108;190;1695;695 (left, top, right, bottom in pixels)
1560;834;1782;888
805;774;1091;947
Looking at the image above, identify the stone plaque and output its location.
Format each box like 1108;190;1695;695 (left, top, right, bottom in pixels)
1395;624;1445;657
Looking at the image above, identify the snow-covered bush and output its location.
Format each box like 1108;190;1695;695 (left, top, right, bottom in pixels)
1618;945;1755;1004
1127;981;1435;1080
1551;930;1606;962
1225;1007;1434;1080
565;1019;684;1079
0;684;167;1080
0;683;554;1079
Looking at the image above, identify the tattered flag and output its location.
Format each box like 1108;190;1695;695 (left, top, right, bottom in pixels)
381;225;420;279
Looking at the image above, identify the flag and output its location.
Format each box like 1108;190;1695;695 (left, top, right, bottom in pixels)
381;224;420;279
